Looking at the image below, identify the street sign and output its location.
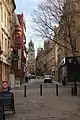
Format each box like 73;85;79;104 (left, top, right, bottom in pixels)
13;56;19;60
2;81;8;89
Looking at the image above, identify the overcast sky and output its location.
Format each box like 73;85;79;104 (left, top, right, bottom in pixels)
15;0;43;56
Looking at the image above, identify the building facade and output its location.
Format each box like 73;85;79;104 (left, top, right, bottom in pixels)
53;0;80;81
0;0;16;83
9;11;22;87
12;13;27;84
36;40;55;79
36;48;44;76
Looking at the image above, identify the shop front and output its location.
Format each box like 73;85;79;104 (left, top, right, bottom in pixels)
0;55;10;83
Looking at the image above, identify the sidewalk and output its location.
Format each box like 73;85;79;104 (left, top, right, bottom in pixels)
6;87;80;120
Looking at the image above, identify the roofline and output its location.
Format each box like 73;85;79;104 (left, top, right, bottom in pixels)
12;0;16;10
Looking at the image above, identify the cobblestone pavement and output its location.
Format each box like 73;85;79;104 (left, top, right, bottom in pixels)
6;87;80;120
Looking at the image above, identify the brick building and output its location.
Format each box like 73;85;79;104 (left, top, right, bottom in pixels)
13;13;27;84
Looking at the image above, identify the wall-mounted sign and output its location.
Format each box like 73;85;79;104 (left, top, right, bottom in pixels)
18;49;21;69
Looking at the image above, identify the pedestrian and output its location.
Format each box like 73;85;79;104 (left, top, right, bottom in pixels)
62;76;66;86
25;76;28;83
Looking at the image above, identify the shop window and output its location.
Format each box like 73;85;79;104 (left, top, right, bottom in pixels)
1;34;3;50
4;12;7;26
5;38;8;54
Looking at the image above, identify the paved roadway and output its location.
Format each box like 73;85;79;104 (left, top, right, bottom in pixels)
23;78;56;89
6;78;80;120
23;78;77;88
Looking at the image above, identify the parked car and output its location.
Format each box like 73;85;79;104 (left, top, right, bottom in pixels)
31;75;36;79
44;75;52;83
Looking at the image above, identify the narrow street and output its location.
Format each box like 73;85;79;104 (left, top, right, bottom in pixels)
6;79;80;120
1;0;80;120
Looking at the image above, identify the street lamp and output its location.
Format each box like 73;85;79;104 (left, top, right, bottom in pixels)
52;67;55;80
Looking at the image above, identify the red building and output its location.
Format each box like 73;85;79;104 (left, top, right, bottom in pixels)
13;13;27;84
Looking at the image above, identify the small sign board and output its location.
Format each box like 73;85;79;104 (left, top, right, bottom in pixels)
0;92;15;113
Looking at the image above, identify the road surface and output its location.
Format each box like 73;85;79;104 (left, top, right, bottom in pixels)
23;78;56;89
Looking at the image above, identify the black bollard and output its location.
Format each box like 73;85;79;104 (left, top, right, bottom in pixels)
2;104;5;120
71;87;73;96
40;84;42;96
74;82;77;96
56;84;58;96
24;85;26;97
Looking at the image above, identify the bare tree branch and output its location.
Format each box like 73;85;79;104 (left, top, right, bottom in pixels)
32;0;78;57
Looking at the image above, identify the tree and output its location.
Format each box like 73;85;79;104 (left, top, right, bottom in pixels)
32;0;79;57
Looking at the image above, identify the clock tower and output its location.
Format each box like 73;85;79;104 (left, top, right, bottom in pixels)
28;40;35;75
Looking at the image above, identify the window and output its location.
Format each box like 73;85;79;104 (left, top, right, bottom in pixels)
17;36;21;44
1;6;3;22
6;0;9;4
5;38;8;54
8;39;9;49
9;20;11;31
4;12;7;26
1;34;3;50
31;53;33;60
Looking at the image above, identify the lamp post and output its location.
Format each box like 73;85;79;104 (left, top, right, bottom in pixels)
52;67;55;81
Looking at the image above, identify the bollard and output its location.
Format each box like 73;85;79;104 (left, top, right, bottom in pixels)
12;93;15;114
24;85;26;97
56;84;58;96
74;82;77;96
71;87;73;96
2;104;5;120
40;84;42;96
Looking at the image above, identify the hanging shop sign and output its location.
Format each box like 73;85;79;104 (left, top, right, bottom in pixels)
18;49;21;69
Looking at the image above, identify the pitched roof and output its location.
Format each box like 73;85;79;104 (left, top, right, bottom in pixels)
13;12;20;26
